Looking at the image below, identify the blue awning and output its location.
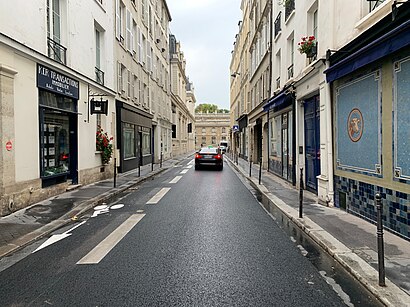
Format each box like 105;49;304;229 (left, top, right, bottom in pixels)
325;19;410;83
263;91;293;112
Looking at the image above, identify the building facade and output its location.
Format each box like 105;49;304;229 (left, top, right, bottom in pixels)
195;112;230;149
0;0;116;215
230;0;410;239
169;35;196;157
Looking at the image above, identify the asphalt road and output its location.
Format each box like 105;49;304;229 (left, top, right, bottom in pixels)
0;157;348;306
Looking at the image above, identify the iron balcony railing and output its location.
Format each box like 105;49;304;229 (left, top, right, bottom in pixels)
274;12;282;38
47;37;67;65
95;67;105;85
285;0;295;20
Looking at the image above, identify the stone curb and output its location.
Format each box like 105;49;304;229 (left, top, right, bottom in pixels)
0;165;172;259
228;158;410;307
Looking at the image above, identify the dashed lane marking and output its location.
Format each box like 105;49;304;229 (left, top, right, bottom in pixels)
146;188;171;204
77;214;145;265
180;169;189;174
169;176;182;184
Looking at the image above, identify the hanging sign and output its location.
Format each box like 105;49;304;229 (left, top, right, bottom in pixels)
90;98;108;115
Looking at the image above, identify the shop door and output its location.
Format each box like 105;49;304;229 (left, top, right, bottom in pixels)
304;96;320;193
282;114;289;180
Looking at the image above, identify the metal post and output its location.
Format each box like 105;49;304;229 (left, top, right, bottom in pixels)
138;158;141;177
258;158;262;185
160;151;163;168
375;193;386;286
299;168;304;218
249;156;252;177
113;158;117;188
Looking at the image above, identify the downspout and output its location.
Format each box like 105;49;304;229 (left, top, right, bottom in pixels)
325;60;334;206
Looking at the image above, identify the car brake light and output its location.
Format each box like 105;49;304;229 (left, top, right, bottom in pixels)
195;154;203;159
216;154;222;159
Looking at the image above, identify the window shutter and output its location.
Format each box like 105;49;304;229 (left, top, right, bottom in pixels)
115;0;121;40
126;9;131;51
117;62;122;93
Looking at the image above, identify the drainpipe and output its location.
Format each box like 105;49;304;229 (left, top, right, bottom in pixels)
325;60;334;207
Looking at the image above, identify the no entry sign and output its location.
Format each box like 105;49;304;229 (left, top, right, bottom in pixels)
6;141;12;151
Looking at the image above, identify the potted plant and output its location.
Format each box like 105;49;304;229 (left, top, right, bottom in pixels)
298;35;317;58
96;126;113;164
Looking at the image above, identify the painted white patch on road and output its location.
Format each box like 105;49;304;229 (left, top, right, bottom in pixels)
94;204;108;211
319;271;354;307
110;204;124;210
77;214;145;265
184;165;193;169
33;221;86;253
169;176;182;184
180;169;189;174
146;188;171;204
297;244;308;257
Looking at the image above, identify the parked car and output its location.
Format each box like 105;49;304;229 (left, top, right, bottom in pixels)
195;147;223;170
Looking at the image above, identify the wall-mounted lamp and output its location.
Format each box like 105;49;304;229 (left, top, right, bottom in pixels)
231;72;241;78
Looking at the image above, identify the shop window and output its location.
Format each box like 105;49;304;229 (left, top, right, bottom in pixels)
41;111;70;177
123;123;136;159
142;131;151;155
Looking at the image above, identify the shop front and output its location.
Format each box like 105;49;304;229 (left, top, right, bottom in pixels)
116;101;153;173
264;90;295;185
37;64;79;188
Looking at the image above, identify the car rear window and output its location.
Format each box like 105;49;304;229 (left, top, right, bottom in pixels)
199;148;217;154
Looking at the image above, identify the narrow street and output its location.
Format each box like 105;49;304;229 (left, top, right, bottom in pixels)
0;158;381;306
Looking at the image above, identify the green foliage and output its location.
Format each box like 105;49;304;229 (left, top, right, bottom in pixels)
195;103;219;113
96;127;113;164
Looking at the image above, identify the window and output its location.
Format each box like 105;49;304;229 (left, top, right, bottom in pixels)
201;137;206;145
313;9;318;40
126;9;132;51
211;136;216;144
115;0;125;42
95;29;101;69
368;0;386;12
274;12;281;38
288;35;294;79
142;131;151;155
172;124;177;138
222;127;226;133
117;62;126;94
202;128;206;134
123;123;136;159
47;0;66;63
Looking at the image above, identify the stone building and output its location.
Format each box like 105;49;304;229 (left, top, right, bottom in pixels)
195;112;230;149
169;35;196;157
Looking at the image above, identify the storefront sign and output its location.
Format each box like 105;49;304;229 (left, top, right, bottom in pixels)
232;125;239;132
90;99;108;115
6;141;12;151
37;64;79;99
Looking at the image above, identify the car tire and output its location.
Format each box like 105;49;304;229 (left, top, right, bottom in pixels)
219;165;223;171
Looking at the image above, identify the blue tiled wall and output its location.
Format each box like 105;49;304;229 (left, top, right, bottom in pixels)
335;176;409;240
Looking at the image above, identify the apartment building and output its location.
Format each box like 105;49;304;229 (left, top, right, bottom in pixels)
169;35;196;157
0;0;116;215
114;0;172;172
231;0;410;239
195;112;230;150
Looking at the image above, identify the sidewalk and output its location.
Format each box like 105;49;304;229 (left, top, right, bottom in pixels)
0;155;188;259
227;154;410;307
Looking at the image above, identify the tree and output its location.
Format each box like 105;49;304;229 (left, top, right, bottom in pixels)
195;103;219;113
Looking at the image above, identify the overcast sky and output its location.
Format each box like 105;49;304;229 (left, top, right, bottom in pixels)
167;0;242;110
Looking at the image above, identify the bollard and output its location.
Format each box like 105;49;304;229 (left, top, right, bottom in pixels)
258;158;262;185
375;193;386;286
249;157;252;177
299;168;304;218
160;151;163;168
113;158;117;188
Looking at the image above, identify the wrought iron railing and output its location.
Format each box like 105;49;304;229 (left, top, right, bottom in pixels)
287;64;294;79
95;67;105;85
285;0;295;20
47;37;67;64
274;12;282;38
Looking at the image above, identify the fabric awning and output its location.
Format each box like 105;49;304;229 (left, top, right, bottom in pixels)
263;91;293;112
325;19;410;83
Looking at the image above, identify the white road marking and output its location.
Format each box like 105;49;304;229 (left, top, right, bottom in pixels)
180;169;189;174
184;165;193;169
110;204;124;210
169;176;182;184
33;221;86;253
146;188;171;204
77;214;145;265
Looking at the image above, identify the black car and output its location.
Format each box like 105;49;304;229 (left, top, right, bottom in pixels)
195;147;223;170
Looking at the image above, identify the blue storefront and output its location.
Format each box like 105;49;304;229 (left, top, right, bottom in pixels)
325;5;410;239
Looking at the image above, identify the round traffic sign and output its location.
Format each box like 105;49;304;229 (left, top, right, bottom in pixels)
6;141;12;151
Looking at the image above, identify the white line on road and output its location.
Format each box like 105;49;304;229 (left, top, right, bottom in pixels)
77;214;145;265
184;165;193;169
146;187;171;204
180;169;189;174
169;176;182;184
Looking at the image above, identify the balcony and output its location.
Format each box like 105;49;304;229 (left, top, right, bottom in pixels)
274;12;282;38
284;0;295;21
47;37;67;65
95;67;105;85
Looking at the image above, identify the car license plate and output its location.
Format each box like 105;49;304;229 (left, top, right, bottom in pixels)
204;155;212;159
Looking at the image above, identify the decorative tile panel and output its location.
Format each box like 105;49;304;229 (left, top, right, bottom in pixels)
335;72;382;176
335;176;410;240
393;56;410;182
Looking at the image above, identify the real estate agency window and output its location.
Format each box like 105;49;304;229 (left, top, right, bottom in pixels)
141;127;151;156
123;123;136;159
